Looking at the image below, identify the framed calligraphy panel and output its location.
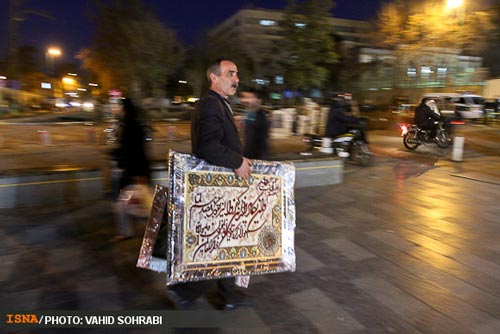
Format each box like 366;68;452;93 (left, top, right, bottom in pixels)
136;184;169;272
165;151;296;285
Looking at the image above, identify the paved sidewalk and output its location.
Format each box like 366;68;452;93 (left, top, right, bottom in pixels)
1;119;499;332
0;131;309;175
1;153;499;333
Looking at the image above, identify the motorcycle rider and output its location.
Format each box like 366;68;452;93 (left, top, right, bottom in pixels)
414;97;441;141
325;94;367;142
325;95;361;138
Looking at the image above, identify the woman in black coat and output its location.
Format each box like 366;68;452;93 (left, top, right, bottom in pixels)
118;98;150;190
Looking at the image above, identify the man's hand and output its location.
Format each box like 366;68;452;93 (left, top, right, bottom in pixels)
235;157;252;179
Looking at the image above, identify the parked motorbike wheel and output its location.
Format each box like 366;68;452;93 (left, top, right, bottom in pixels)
351;141;371;166
403;130;420;150
435;129;451;148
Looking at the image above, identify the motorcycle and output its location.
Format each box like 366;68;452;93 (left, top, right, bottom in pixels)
400;120;451;150
302;126;371;166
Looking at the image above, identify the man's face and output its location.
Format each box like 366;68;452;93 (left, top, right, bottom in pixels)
211;60;239;98
426;99;436;109
240;91;259;109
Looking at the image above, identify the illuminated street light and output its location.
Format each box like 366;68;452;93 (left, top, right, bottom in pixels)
46;47;62;76
62;77;75;85
48;48;62;56
62;77;73;85
446;0;463;10
446;0;465;22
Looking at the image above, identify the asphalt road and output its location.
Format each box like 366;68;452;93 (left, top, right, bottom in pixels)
0;113;499;173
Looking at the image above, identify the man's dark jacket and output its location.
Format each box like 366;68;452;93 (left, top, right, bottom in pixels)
191;90;243;169
244;108;269;159
414;102;440;130
325;101;358;138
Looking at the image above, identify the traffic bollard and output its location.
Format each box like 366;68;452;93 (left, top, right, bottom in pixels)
38;130;52;145
167;126;176;141
85;125;96;143
320;137;333;154
452;136;464;162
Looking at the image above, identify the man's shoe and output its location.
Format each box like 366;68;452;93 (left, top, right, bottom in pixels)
166;289;193;310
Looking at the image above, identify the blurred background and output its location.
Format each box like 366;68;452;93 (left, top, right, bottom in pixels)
0;0;499;118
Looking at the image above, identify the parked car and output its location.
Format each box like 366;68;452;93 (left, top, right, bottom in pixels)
453;93;485;119
484;98;500;119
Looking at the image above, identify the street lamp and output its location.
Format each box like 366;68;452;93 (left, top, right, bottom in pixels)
46;47;62;76
446;0;465;23
446;0;463;10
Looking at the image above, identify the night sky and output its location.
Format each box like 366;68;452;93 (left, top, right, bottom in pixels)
0;0;382;64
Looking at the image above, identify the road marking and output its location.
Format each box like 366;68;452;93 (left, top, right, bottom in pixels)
296;165;342;171
0;176;169;189
450;173;500;185
0;177;103;188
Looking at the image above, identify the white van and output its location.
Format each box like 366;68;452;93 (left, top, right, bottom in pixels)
452;93;485;119
422;93;485;119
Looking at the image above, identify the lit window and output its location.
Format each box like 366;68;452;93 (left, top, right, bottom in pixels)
295;22;306;28
421;67;433;74
437;67;447;79
360;55;373;63
260;20;276;26
252;79;270;85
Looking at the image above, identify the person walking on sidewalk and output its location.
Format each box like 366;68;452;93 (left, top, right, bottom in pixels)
240;87;269;159
167;58;252;310
112;97;151;240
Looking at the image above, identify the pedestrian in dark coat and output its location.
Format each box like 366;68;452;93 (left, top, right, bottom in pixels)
240;88;269;159
112;97;151;240
168;58;252;310
118;98;150;189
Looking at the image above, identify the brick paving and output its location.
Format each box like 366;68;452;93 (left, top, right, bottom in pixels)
1;151;499;333
1;117;499;332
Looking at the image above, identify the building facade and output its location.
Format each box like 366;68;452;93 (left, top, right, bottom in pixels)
207;8;372;97
208;8;487;105
358;46;487;105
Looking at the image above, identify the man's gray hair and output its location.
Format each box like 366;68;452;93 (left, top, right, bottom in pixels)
206;58;233;82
